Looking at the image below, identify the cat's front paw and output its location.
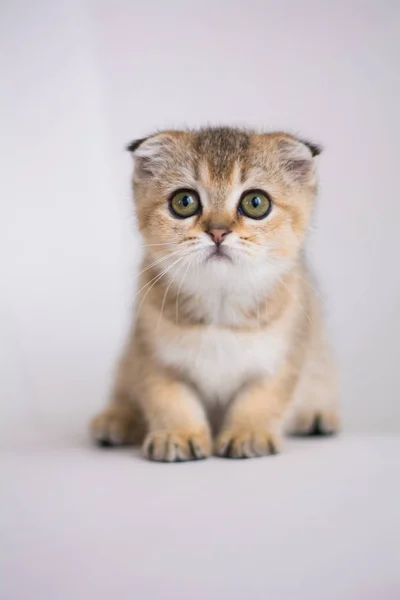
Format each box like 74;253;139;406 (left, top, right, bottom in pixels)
215;428;281;459
90;408;140;447
143;429;212;462
288;408;340;437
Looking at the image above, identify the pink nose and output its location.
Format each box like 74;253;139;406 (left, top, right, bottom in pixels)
208;228;231;246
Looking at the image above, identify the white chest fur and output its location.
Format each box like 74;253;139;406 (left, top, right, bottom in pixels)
155;323;286;404
147;253;289;403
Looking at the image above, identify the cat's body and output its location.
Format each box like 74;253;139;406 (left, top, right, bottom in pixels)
91;127;339;461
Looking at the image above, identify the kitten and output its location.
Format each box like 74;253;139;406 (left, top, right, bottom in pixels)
91;127;339;461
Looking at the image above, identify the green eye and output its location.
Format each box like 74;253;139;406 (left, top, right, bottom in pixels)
170;190;200;218
239;190;271;220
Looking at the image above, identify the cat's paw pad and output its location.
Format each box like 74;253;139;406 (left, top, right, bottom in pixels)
143;430;211;462
90;409;137;447
215;428;281;459
289;408;340;437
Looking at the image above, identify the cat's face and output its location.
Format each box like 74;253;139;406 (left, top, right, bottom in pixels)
130;127;320;286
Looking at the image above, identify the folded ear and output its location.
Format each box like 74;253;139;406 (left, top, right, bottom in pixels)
299;139;322;157
126;137;148;153
126;131;183;179
277;136;322;181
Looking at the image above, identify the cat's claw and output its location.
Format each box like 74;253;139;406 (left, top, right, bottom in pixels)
215;428;281;459
142;430;211;462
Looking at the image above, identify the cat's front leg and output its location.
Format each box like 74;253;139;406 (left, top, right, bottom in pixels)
215;374;291;459
140;373;212;462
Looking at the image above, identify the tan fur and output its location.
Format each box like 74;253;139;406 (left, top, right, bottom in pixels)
91;127;339;461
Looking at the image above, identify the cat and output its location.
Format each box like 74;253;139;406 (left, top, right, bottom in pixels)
91;127;339;461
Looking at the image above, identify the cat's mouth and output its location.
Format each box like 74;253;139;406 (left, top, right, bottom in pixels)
206;246;232;263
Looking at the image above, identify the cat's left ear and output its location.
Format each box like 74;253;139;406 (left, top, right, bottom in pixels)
299;139;322;157
277;136;322;182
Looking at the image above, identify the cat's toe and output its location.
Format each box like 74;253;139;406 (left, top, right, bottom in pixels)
142;430;211;462
215;428;281;459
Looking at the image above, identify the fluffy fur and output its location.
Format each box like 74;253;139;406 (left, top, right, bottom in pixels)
91;127;339;461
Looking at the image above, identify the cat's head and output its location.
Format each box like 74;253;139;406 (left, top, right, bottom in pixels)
128;127;321;286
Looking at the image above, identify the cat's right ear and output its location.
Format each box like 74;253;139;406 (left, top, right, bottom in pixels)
126;132;182;180
126;137;148;153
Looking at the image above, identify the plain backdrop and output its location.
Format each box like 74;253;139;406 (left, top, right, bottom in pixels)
1;0;400;440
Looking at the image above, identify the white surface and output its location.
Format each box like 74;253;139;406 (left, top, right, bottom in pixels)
1;1;400;436
2;434;400;600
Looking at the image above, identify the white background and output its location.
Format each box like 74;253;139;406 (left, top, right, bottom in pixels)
1;0;400;439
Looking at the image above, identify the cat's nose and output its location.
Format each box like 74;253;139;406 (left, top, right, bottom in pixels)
208;228;231;246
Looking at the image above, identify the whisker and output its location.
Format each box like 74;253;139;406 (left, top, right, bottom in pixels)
295;273;323;299
133;256;186;326
240;239;323;299
195;248;202;291
175;253;198;324
132;255;184;305
137;247;187;277
156;257;187;331
192;249;208;368
140;242;174;248
277;277;312;325
134;246;204;330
